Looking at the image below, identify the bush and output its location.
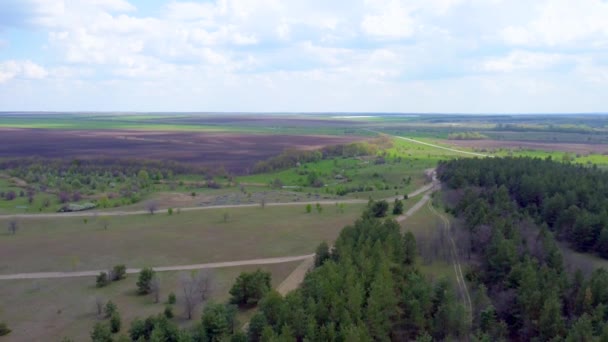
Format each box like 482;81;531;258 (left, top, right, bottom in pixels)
393;199;404;215
96;272;110;288
369;200;389;218
229;270;272;306
306;204;312;213
111;264;126;281
104;300;117;319
168;208;173;215
136;267;155;295
0;322;11;336
90;322;112;342
164;305;174;319
167;292;176;304
110;312;121;333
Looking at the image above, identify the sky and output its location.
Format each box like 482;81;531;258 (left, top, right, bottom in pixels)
0;0;607;113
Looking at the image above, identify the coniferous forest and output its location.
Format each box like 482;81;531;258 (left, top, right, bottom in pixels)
438;157;608;341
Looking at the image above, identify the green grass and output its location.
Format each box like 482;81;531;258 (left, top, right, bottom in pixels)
0;261;301;341
0;203;365;274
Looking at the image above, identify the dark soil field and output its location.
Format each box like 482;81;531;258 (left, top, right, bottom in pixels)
442;139;608;154
0;128;364;173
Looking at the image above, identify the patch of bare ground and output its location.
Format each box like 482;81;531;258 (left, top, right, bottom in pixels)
0;128;365;173
441;139;608;154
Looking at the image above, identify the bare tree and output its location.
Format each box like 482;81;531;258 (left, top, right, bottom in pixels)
7;219;18;235
180;270;214;320
95;297;104;318
100;217;110;230
196;269;214;301
146;201;158;215
260;197;266;208
181;273;200;320
151;276;161;303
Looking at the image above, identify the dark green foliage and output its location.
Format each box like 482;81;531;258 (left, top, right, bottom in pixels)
231;213;463;341
0;322;10;336
112;265;127;281
167;292;176;305
96;272;110;288
110;312;122;333
104;300;117;319
439;157;608;341
164;306;174;319
403;231;416;265
314;241;330;268
392;199;404;215
368;200;389;218
90;322;113;342
136;267;155;295
200;303;237;341
229;270;271;307
129;314;182;342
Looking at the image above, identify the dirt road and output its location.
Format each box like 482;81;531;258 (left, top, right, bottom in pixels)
427;199;473;323
0;254;315;281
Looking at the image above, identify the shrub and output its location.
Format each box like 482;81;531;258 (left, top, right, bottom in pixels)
167;292;176;304
0;322;11;336
110;312;121;333
229;270;271;306
104;300;117;319
96;272;110;288
164;305;174;319
111;265;126;281
90;322;112;342
136;267;155;295
168;208;173;215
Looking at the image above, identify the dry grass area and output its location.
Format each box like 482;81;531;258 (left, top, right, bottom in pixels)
0;261;300;341
0;204;365;274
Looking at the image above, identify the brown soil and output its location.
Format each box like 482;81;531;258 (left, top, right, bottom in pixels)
0;128;364;173
442;139;608;154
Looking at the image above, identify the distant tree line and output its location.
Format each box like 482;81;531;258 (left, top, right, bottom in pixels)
447;132;489;140
439;156;608;340
252;137;392;174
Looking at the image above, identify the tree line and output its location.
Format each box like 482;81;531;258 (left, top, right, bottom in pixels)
439;156;608;258
438;156;608;340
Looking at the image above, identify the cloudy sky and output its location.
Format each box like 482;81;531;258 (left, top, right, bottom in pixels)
1;0;607;113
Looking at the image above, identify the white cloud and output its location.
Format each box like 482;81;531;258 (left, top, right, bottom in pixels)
501;0;608;47
482;51;568;73
0;60;48;83
361;1;415;39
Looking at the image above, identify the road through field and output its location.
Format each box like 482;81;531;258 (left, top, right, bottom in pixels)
0;182;437;281
0;182;436;219
394;136;491;158
0;254;315;280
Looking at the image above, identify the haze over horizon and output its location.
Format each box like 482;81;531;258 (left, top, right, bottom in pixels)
1;0;607;113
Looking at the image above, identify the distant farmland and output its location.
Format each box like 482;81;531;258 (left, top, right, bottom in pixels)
0;128;365;173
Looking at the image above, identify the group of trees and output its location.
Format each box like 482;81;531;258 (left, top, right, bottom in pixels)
88;208;471;341
447;132;489;140
252;138;392;174
439;156;608;340
439;156;608;258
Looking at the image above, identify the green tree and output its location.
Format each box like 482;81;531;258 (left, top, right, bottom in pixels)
369;200;389;218
137;267;156;295
305;204;312;213
539;291;565;340
90;322;113;342
247;313;268;342
104;300;117;319
110;312;122;333
111;265;126;281
229;270;272;307
403;231;416;265
96;272;110;288
201;303;236;342
314;241;330;268
393;199;404;215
